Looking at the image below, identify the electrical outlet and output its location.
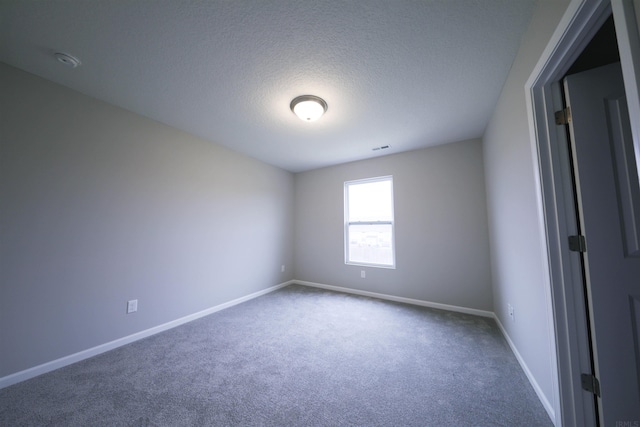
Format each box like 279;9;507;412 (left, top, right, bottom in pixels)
508;303;514;321
281;265;285;273
361;270;366;278
127;299;138;314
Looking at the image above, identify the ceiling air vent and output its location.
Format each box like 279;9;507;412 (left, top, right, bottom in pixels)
372;145;391;152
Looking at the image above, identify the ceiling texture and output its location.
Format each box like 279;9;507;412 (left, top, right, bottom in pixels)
0;0;537;172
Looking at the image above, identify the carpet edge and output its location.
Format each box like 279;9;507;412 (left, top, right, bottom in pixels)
294;280;494;317
294;280;556;425
0;281;294;390
494;315;557;424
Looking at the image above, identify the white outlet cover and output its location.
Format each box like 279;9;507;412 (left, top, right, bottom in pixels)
127;299;138;314
361;270;366;278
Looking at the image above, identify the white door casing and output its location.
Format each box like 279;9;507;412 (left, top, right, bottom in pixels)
525;0;640;425
564;61;640;425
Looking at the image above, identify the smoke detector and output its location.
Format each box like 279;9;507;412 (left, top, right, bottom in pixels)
54;52;81;68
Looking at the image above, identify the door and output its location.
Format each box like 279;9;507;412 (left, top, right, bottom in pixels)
564;62;640;425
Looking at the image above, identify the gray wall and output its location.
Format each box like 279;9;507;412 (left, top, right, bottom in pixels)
0;63;294;377
294;139;493;311
483;0;571;415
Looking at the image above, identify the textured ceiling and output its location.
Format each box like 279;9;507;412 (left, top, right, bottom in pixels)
0;0;537;172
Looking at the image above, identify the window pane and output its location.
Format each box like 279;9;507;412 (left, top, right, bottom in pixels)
347;180;393;222
348;223;394;266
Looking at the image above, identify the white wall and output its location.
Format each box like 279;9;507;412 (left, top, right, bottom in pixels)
483;0;571;418
294;139;493;311
0;63;294;378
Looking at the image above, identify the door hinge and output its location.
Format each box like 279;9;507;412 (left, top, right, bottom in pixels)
581;373;601;397
555;107;572;125
568;235;587;252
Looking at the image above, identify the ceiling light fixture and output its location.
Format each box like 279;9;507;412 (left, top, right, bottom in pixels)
290;95;327;122
54;52;81;68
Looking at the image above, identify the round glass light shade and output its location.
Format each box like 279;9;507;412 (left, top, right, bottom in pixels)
290;95;327;121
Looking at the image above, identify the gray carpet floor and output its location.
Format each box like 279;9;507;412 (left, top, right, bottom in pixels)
0;284;553;426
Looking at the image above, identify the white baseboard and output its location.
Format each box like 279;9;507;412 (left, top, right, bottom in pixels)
0;281;293;390
294;280;494;318
493;315;556;424
0;278;556;427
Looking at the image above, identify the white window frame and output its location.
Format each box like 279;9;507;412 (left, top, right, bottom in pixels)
344;175;396;269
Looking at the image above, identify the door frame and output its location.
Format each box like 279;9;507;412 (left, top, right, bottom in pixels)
526;0;640;425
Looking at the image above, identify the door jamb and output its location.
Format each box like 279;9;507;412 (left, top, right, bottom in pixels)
525;0;620;425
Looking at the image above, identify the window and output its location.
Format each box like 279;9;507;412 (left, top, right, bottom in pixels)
344;176;395;268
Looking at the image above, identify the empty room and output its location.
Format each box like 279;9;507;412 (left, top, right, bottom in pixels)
2;0;640;426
